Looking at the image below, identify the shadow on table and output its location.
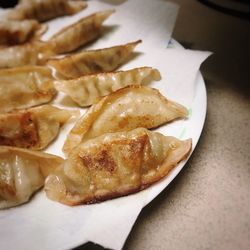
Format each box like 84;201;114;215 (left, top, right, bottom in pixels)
171;0;250;99
74;242;108;250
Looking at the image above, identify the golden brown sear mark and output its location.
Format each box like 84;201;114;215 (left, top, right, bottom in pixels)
0;112;39;149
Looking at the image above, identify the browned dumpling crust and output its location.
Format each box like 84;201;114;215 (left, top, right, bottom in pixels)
47;40;142;79
0;20;47;46
45;128;192;205
53;67;161;106
47;10;114;55
63;85;188;155
5;0;87;22
0;105;80;150
0;66;56;112
0;10;113;68
0;146;64;209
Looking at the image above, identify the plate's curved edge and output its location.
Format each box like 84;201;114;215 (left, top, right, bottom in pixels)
142;72;207;206
75;40;208;250
140;39;208;206
0;31;207;249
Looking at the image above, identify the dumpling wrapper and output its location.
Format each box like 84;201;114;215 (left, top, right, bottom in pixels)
0;20;47;46
53;67;161;106
0;66;56;112
47;10;114;55
0;10;112;68
45;128;192;205
0;105;80;150
47;40;141;79
5;0;87;22
0;146;64;209
0;41;52;69
63;85;188;155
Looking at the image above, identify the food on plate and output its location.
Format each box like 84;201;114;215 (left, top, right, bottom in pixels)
53;67;161;106
0;10;113;68
0;66;56;112
47;40;142;79
0;105;80;150
5;0;87;22
0;41;52;68
47;10;114;55
0;0;192;211
0;20;47;46
45;128;192;205
0;146;64;209
63;85;188;155
0;65;53;84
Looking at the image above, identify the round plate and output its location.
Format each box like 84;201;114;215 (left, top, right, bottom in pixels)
0;2;207;250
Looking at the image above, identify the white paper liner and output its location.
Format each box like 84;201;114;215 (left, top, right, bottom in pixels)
0;1;212;250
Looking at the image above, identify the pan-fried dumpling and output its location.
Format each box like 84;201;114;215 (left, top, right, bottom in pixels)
5;0;87;22
63;85;188;155
47;40;142;79
45;128;192;205
47;10;114;55
0;41;52;69
0;20;47;46
53;67;161;106
0;105;80;150
0;146;64;209
0;66;56;112
0;65;53;85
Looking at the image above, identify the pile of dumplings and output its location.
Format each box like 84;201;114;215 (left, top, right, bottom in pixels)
0;0;192;209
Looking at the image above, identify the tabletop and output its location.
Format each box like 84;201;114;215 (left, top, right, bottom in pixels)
77;0;250;249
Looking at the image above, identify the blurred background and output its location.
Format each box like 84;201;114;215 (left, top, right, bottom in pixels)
0;0;18;8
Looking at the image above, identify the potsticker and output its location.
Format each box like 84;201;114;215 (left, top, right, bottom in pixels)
0;146;64;209
0;66;56;112
0;20;47;46
53;67;161;106
0;105;79;150
63;85;188;155
47;10;114;55
45;128;192;205
47;40;141;79
5;0;87;22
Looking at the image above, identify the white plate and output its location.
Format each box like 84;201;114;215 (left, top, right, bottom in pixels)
0;1;207;250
